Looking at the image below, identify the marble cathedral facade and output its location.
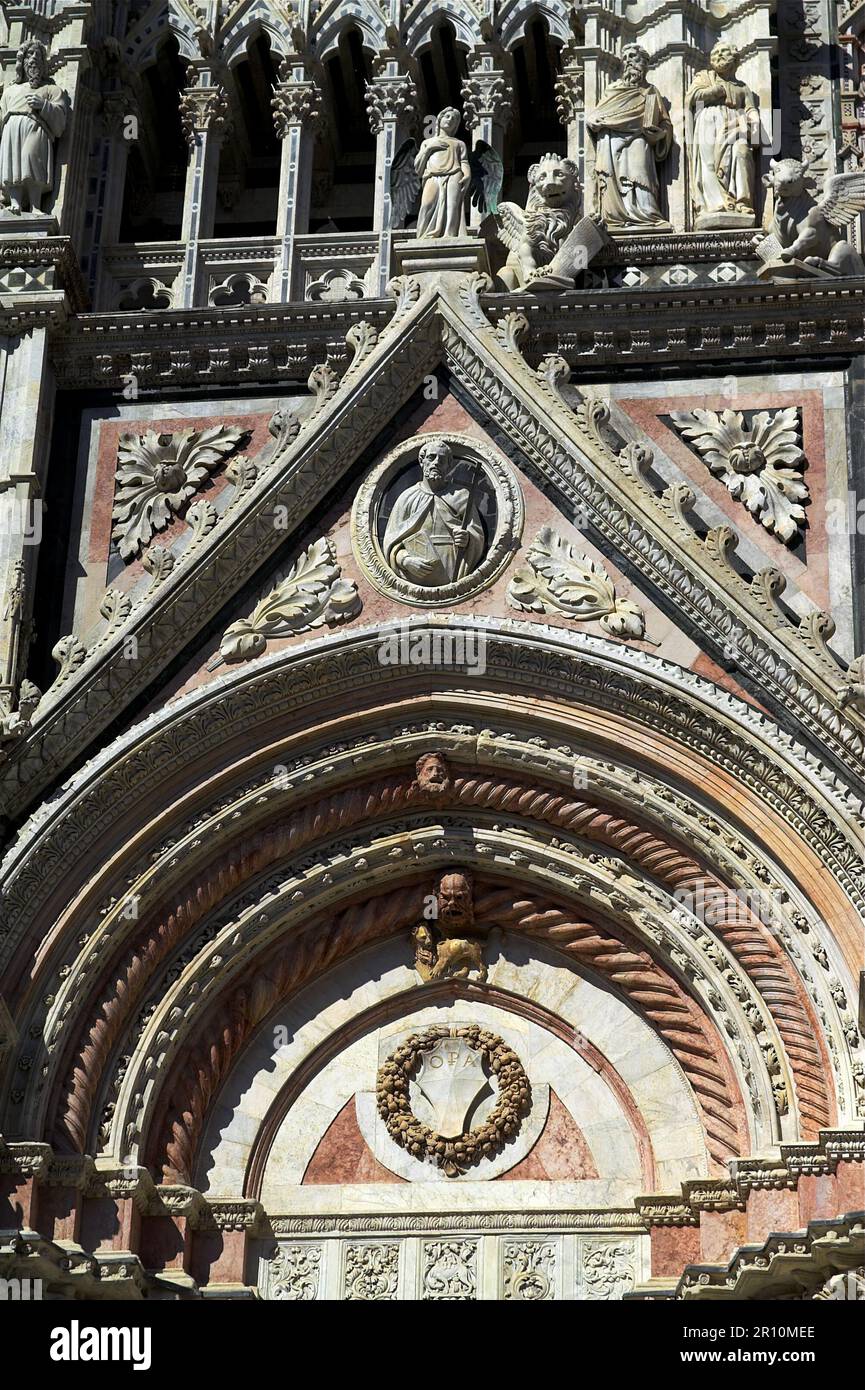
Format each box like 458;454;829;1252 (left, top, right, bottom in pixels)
0;0;863;1304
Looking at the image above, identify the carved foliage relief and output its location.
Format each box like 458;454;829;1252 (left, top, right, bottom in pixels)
669;407;810;543
111;425;248;561
508;526;646;638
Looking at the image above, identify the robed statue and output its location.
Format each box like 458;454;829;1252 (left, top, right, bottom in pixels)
389;108;503;238
383;439;486;586
686;43;759;229
588;44;672;230
0;41;68;215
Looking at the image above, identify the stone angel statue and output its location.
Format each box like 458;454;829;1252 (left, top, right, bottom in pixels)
390;108;503;238
758;158;865;279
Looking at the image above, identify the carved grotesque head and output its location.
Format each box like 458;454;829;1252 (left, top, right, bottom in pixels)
764;157;810;199
414;752;452;797
436;870;474;933
418;439;452;493
526;154;580;212
710;42;739;78
726;441;767;475
17;40;48;85
620;44;650;85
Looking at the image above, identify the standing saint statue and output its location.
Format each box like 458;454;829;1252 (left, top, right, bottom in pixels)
414;107;471;238
0;40;68;215
383;439;485;586
588;44;672;230
686;42;759;229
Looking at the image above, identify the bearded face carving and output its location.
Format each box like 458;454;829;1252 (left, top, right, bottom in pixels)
414;752;452;797
437;870;474;933
412;870;487;983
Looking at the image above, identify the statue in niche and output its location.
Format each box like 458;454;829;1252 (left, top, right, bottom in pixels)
587;44;672;231
686;42;759;229
0;41;68;215
389;109;502;238
412;869;488;983
382;439;486;586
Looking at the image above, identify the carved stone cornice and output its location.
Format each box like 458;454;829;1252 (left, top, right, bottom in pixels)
50;299;393;389
151;1184;209;1227
634;1197;700;1228
203;1200;266;1233
670;1210;865;1301
0;1139;52;1177
271;1210;647;1235
85;1164;157;1213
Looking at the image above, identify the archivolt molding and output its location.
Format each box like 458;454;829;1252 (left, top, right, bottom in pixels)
2;642;861;1145
1;623;860;982
58;825;808;1176
2;279;862;814
36;754;837;1156
110;846;757;1183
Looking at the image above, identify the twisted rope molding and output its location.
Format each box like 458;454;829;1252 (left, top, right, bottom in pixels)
51;768;829;1154
146;879;745;1185
3;620;861;990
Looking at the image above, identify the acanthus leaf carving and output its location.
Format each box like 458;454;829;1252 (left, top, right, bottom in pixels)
111;426;247;561
669;407;810;544
217;536;361;663
507;526;646;639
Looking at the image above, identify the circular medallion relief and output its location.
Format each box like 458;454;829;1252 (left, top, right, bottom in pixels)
376;1023;532;1177
351;433;523;605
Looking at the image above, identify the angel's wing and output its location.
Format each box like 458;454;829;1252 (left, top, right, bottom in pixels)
468;140;504;215
817;170;865;229
389;138;420;227
495;201;527;251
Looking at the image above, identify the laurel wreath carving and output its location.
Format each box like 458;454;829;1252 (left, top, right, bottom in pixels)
377;1024;531;1177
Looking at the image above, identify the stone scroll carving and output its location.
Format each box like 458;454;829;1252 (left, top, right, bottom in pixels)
423;1240;478;1300
686;43;759;230
503;1241;556;1301
269;1244;321;1301
0;41;68;216
507;526;646;638
344;1244;399;1301
581;1241;637;1300
669;407;809;543
217;536;361;662
111;425;248;561
377;1024;531;1178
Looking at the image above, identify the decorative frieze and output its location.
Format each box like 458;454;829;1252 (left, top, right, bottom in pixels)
344;1243;399;1301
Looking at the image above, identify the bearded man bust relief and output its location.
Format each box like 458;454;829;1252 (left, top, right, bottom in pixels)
382;439;486;587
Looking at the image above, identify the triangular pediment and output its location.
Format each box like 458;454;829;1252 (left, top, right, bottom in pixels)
3;277;861;820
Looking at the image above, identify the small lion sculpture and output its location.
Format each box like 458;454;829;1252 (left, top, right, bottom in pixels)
495;153;582;289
